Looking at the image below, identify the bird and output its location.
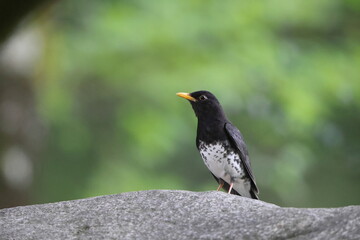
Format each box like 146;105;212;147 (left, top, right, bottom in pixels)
176;90;259;199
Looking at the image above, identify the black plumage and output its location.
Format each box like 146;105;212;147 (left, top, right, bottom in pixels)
177;90;259;199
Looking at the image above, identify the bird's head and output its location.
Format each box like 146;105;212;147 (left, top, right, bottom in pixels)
176;90;227;121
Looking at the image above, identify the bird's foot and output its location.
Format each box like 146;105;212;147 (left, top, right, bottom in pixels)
216;180;224;191
227;182;234;194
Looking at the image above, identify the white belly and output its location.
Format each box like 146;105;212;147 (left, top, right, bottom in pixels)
198;141;251;197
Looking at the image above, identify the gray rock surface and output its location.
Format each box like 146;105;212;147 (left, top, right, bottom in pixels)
0;190;359;240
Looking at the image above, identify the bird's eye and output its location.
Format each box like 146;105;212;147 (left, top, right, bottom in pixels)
199;95;208;101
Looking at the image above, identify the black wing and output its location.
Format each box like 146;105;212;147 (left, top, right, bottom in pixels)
224;122;259;197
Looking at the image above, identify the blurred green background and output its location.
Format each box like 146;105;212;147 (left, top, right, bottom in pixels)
1;0;359;209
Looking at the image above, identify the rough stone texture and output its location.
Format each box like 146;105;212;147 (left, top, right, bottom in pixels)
0;190;359;240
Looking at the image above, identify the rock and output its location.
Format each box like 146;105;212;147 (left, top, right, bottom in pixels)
0;190;359;239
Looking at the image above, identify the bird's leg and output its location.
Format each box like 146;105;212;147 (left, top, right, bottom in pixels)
227;182;234;194
216;179;224;191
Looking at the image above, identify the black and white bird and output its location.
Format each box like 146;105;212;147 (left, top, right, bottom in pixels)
177;90;259;199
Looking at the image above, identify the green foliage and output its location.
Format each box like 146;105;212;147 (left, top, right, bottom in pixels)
33;0;360;207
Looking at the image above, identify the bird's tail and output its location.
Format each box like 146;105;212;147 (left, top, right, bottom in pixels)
250;190;259;200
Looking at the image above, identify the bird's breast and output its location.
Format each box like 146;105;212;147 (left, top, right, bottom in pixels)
198;141;245;180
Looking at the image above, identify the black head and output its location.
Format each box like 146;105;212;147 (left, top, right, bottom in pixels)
176;90;227;122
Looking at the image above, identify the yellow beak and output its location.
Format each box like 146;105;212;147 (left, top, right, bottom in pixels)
176;92;197;102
